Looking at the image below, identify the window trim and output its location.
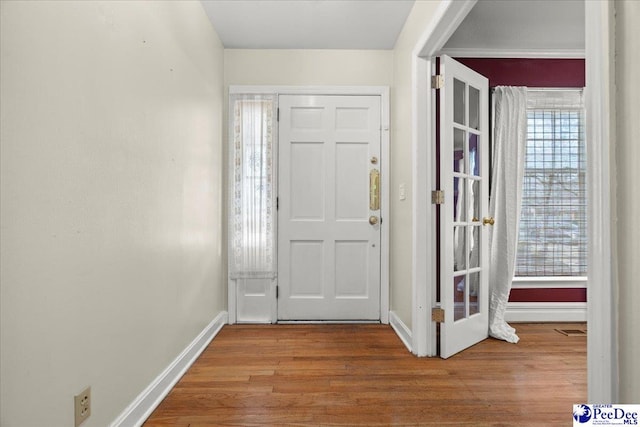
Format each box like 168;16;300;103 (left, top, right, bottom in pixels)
512;276;587;289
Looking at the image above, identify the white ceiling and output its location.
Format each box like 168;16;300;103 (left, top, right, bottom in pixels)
201;0;585;53
443;0;585;55
200;0;415;49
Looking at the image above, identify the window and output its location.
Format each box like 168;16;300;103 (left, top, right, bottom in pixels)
516;90;586;277
228;94;277;279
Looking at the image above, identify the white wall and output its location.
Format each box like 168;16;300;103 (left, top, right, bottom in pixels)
442;0;585;54
389;1;441;330
0;1;225;426
224;49;393;87
615;0;640;404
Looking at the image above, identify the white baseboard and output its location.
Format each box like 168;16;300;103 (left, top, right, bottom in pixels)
505;302;587;323
389;311;412;353
110;311;228;427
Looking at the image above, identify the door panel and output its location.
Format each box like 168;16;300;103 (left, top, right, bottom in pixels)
335;143;369;219
335;241;369;297
289;241;324;297
290;142;325;219
278;95;381;321
440;56;490;358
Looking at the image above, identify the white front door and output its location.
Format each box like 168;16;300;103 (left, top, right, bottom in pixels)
277;95;381;321
439;56;490;358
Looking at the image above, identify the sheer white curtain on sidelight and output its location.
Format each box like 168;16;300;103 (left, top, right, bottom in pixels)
488;86;527;343
228;94;277;280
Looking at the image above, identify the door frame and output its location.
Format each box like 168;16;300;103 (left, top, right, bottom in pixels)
411;0;616;402
228;85;390;325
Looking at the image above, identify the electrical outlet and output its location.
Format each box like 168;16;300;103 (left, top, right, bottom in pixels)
74;386;91;427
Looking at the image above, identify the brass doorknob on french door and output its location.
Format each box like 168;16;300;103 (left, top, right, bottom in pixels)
483;217;495;226
369;216;379;225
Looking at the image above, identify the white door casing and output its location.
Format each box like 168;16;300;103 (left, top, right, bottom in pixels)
439;55;490;358
278;94;382;321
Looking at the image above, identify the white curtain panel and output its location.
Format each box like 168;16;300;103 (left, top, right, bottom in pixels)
488;86;527;343
228;94;277;279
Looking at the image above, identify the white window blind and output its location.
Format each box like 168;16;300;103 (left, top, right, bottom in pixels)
515;89;586;277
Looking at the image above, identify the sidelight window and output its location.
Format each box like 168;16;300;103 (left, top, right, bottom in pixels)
228;94;277;279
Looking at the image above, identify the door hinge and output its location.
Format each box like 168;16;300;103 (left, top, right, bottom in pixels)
277;108;280;122
432;75;444;89
432;307;445;323
431;190;444;205
276;197;279;210
276;285;278;299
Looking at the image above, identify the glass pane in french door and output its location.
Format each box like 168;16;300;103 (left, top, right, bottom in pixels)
469;133;480;177
454;177;466;222
453;226;466;272
454;79;466;126
469;271;480;316
469;86;480;130
454;275;466;321
469;225;480;269
469;179;480;223
454;128;465;173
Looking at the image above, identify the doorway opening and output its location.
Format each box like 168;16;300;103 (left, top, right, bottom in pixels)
411;0;615;402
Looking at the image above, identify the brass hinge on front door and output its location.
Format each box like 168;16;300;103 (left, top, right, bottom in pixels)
432;307;445;323
432;75;444;89
431;190;444;205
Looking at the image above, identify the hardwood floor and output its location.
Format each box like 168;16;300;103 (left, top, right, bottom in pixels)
144;323;586;426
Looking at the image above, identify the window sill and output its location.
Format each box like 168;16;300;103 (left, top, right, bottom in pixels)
512;276;587;289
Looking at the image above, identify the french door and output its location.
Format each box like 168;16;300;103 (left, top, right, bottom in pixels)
439;56;490;358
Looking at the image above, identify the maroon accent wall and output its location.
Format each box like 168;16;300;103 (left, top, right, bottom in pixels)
509;288;587;303
456;58;586;303
455;58;585;88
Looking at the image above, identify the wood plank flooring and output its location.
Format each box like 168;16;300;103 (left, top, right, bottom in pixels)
144;323;586;426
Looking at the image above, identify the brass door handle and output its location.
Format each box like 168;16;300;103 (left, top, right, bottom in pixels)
483;217;495;226
369;216;379;225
